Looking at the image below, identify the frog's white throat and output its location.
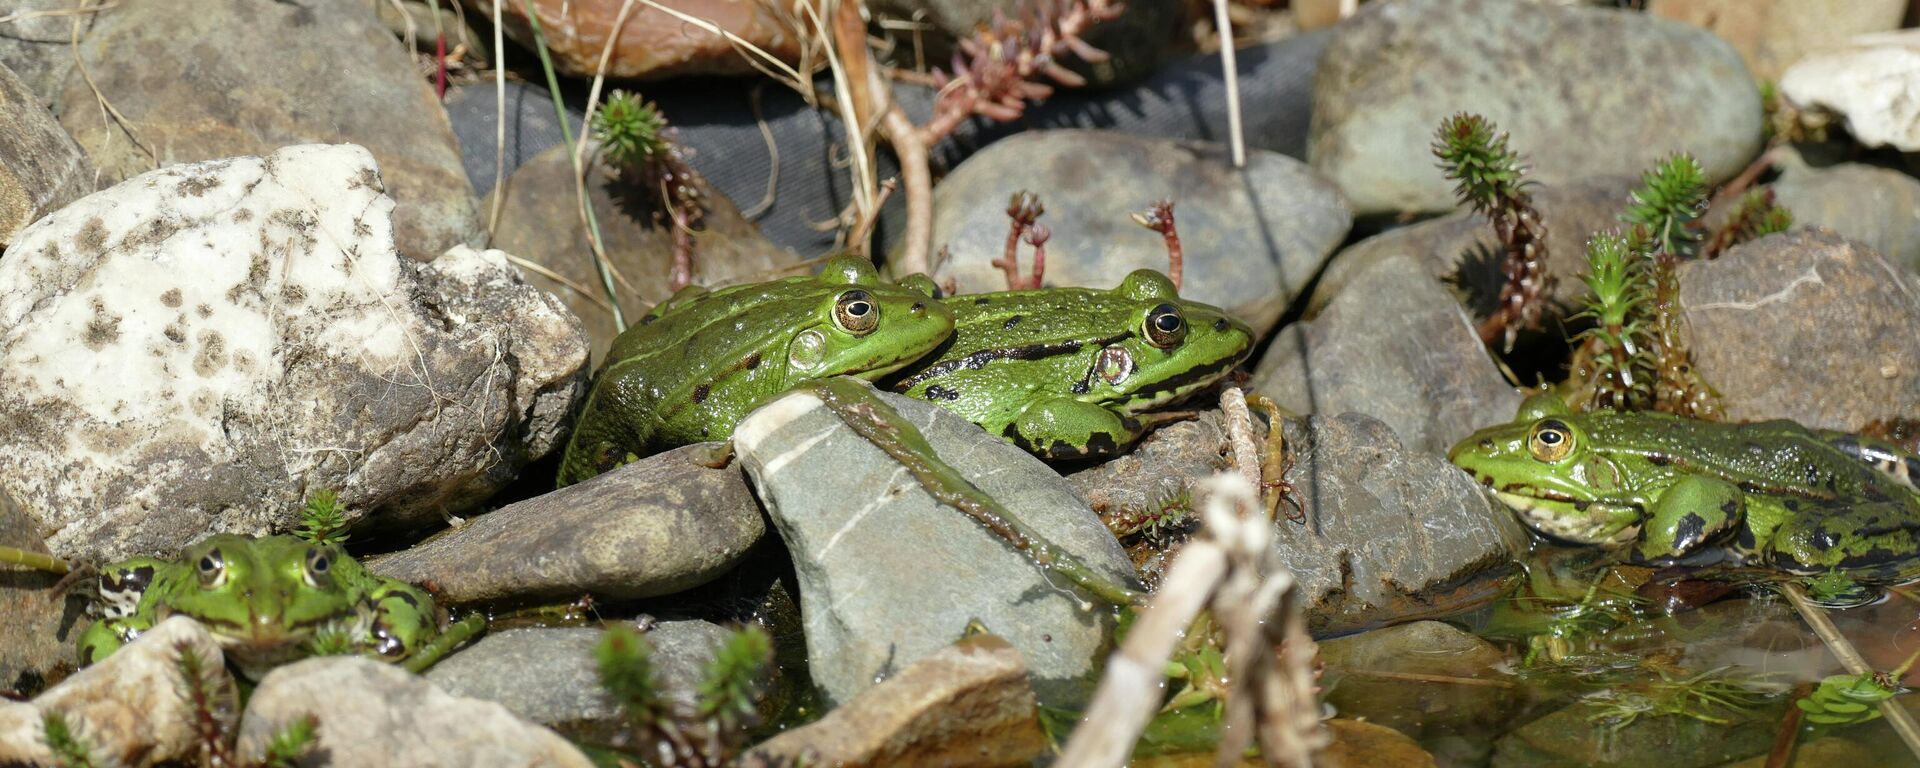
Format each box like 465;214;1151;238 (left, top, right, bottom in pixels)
1494;491;1641;546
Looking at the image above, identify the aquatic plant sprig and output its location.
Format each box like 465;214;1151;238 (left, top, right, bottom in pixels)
593;90;706;292
295;489;349;546
1623;154;1708;259
1432;113;1553;352
1703;188;1793;259
595;623;777;768
41;712;96;768
1567;231;1655;412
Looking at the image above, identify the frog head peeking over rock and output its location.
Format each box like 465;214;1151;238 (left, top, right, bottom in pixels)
892;269;1254;459
1449;396;1920;584
80;534;438;679
558;256;957;486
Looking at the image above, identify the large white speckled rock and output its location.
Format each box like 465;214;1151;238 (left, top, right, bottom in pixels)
0;144;588;561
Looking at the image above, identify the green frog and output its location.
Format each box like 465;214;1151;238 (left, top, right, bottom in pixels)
79;534;439;678
1448;397;1920;582
557;257;957;486
891;270;1254;459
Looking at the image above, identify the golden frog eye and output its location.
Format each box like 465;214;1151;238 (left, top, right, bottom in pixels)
834;289;880;336
1528;419;1575;462
197;550;225;586
1143;303;1186;348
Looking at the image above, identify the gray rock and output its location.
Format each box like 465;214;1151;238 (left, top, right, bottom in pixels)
866;0;1187;87
0;145;588;562
0;62;92;247
487;142;802;361
1319;621;1516;740
1306;176;1640;319
56;0;481;259
0;0;91;110
0;616;228;767
424;620;730;734
920;129;1352;338
1310;0;1761;215
1275;413;1531;635
0;493;84;694
745;634;1047;768
237;656;593;767
1681;229;1920;432
368;445;764;605
731;381;1138;708
1765;149;1920;274
1255;254;1521;455
1065;411;1236;540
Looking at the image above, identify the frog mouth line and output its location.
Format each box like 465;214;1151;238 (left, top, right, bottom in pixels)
1466;474;1642;546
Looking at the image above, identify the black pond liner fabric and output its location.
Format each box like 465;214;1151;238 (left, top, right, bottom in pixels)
445;30;1328;256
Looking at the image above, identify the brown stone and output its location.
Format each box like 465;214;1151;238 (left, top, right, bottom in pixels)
1649;0;1906;83
475;0;807;80
0;62;93;247
0;491;84;696
57;0;481;260
1681;229;1920;431
744;634;1046;768
487;142;800;360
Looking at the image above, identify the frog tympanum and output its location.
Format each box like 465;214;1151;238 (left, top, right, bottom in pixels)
557;257;956;485
892;269;1254;459
1449;397;1920;582
80;534;438;679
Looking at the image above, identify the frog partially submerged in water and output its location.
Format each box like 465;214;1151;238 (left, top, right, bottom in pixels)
80;534;440;679
891;269;1254;459
1449;397;1920;583
558;256;956;485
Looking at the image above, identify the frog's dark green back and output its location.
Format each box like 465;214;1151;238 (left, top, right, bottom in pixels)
1580;412;1912;502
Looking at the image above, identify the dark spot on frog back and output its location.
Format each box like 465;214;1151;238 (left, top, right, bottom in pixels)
692;384;710;404
1003;315;1023;330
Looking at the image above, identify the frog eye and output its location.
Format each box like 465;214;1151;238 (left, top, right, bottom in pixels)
196;550;225;586
1529;419;1575;462
1143;303;1187;348
834;289;880;336
305;547;334;585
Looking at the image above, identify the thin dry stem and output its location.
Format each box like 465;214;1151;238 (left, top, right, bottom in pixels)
486;0;507;241
1210;0;1244;168
1783;582;1920;761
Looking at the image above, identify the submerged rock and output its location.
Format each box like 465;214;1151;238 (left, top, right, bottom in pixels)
732;381;1138;708
745;634;1046;767
0;144;587;562
1274;413;1531;635
367;445;765;605
1318;621;1516;741
57;0;480;258
237;656;592;767
1311;0;1760;215
1681;230;1920;432
921;129;1351;338
0;616;228;767
1255;253;1520;455
1491;699;1781;768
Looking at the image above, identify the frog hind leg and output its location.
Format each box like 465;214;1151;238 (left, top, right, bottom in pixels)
1632;475;1745;565
1005;398;1147;459
1765;500;1920;582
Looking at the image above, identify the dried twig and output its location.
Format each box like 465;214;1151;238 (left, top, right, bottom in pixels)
1057;474;1324;767
1783;582;1920;760
485;0;507;242
1210;0;1244;168
993;191;1048;290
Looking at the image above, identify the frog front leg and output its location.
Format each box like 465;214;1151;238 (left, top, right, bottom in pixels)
1006;398;1191;459
1632;475;1746;565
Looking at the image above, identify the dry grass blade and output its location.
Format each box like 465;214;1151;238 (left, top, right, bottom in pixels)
486;0;507;242
1210;0;1245;168
0;2;114;25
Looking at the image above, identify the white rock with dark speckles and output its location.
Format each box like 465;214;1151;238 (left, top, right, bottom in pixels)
0;144;587;561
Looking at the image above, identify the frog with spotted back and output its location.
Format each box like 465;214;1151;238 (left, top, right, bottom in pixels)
79;533;439;679
557;256;956;486
891;269;1254;458
1449;396;1920;583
